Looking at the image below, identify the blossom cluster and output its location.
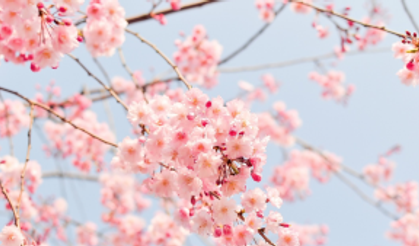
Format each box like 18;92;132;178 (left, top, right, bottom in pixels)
255;0;312;23
100;87;304;246
392;37;419;86
271;150;341;201
0;0;82;71
257;101;301;147
44;110;115;172
308;71;355;103
84;0;127;57
174;25;223;88
237;74;281;104
388;210;419;246
0;99;29;138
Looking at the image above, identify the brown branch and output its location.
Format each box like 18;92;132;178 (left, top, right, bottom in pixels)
333;171;398;220
117;47;137;86
42;171;99;182
401;0;419;33
125;28;192;90
16;105;35;221
116;47;149;104
67;54;129;110
218;3;287;65
126;0;221;25
218;46;389;73
292;0;406;39
0;87;118;148
92;58;112;84
0;92;14;156
0;181;20;228
295;137;399;220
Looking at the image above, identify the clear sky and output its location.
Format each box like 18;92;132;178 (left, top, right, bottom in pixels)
1;0;419;245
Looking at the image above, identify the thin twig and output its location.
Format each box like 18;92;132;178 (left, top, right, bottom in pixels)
16;105;35;220
295;137;399;220
117;47;149;104
0;181;20;228
125;28;192;90
92;58;112;84
334;171;398;220
401;0;419;33
125;0;221;25
218;46;389;73
292;0;406;38
67;54;128;110
90;60;118;138
0;87;118;148
0;92;14;156
218;3;287;65
42;171;99;181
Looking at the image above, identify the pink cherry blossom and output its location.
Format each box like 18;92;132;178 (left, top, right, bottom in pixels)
0;226;24;246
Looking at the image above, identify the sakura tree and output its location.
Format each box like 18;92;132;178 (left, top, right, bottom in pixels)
0;0;418;246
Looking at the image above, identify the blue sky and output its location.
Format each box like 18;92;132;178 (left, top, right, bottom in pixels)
1;0;419;245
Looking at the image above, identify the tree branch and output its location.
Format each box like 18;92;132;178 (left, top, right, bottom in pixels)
218;3;287;65
16;105;35;221
125;28;192;90
67;54;128;110
126;0;221;25
401;0;419;33
0;181;20;228
218;46;389;73
0;91;14;156
295;137;399;220
0;87;118;148
42;171;99;182
292;0;406;39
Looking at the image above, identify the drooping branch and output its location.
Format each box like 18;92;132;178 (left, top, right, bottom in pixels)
0;87;118;148
42;171;99;182
218;3;287;65
401;0;419;33
67;54;129;110
125;28;192;90
0;91;14;156
0;181;20;228
295;137;399;220
218;46;389;73
16;105;35;222
292;0;406;39
333;171;398;220
125;0;221;25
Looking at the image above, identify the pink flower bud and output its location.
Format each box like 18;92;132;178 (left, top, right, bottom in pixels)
201;118;209;127
178;208;189;220
280;223;290;228
191;196;196;205
63;19;72;26
256;210;264;218
223;224;233;236
407;61;415;71
187;112;195;121
229;129;237;136
251;171;262;182
59;6;67;13
45;15;54;23
30;63;40;72
205;101;212;108
36;2;44;9
214;226;223;237
77;36;83;42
